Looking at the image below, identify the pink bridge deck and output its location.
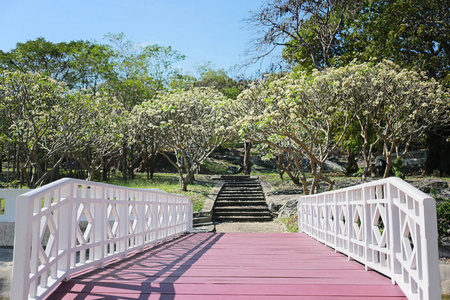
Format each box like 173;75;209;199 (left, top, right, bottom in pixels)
47;233;406;299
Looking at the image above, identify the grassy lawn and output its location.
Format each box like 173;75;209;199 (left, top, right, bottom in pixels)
105;173;217;212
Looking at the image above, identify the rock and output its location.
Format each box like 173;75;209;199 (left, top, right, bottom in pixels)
267;200;283;213
334;179;362;190
407;178;448;194
278;198;299;218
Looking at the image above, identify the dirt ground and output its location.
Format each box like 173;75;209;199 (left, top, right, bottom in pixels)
215;219;286;233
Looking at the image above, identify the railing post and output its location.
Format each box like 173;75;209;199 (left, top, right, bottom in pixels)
11;194;33;300
137;192;146;251
362;186;371;271
94;186;105;268
333;192;338;250
387;182;397;284
59;183;73;281
421;197;441;300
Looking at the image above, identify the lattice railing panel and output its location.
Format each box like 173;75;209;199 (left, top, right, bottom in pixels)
298;177;440;300
12;178;192;300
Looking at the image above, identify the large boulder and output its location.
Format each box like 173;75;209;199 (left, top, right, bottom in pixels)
278;198;299;218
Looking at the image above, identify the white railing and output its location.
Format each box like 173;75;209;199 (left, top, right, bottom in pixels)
11;178;193;300
298;177;440;300
0;189;32;222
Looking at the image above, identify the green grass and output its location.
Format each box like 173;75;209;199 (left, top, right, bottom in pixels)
280;214;299;232
104;173;217;212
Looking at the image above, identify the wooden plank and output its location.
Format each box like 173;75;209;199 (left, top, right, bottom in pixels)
45;233;407;299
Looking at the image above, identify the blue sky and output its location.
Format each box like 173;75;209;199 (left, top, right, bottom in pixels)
1;0;282;77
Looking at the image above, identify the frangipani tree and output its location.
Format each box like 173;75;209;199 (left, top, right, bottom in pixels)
134;87;233;191
236;61;449;193
0;71;71;187
340;60;449;178
236;69;358;194
65;90;125;181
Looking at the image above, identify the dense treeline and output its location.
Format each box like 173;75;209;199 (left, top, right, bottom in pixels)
1;0;450;192
0;34;246;189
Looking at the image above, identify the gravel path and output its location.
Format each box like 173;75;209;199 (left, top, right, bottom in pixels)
215;219;286;233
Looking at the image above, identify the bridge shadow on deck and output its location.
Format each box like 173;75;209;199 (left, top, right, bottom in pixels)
47;233;225;300
47;233;407;299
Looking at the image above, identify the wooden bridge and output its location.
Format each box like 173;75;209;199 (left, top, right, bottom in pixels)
47;232;406;299
10;178;441;299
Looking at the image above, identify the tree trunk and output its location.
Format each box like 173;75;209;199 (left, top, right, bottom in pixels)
129;145;135;180
102;156;108;181
243;140;252;175
122;143;128;182
346;150;359;175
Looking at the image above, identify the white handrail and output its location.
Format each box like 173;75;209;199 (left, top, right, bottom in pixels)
297;177;440;300
0;189;32;222
11;178;193;300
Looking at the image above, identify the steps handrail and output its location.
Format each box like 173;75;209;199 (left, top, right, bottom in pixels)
297;177;440;300
11;178;193;300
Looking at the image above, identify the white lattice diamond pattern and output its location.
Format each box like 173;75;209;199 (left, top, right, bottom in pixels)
106;204;119;239
353;205;363;241
372;204;387;248
38;215;58;266
129;204;138;235
402;217;417;270
145;204;152;231
328;207;335;232
76;203;94;245
319;205;326;231
339;206;347;236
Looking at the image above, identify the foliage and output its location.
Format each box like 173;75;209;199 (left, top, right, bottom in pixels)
134;87;234;191
392;157;405;179
106;173;215;212
235;65;359;194
0;37;114;90
344;60;449;178
194;64;248;99
280;214;299;232
436;200;450;244
246;0;365;71
0;71;71;187
340;0;450;88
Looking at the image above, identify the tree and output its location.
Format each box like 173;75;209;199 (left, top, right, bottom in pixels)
343;61;449;178
103;33;185;181
66;90;125;181
194;63;248;99
0;71;80;187
340;0;450;87
236;69;358;194
0;38;114;91
134;87;232;191
246;0;364;71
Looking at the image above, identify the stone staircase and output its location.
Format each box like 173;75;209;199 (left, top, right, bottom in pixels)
192;212;216;233
213;178;272;222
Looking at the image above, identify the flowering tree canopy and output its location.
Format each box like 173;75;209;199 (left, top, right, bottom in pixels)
340;60;449;177
235;60;449;193
236;68;358;194
134;87;233;191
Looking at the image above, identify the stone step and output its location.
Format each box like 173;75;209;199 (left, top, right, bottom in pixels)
216;196;266;201
193;216;211;224
215;215;273;222
214;206;270;211
214;200;268;207
214;211;272;217
223;184;260;188
219;190;264;194
192;225;216;233
193;221;215;227
223;184;261;187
